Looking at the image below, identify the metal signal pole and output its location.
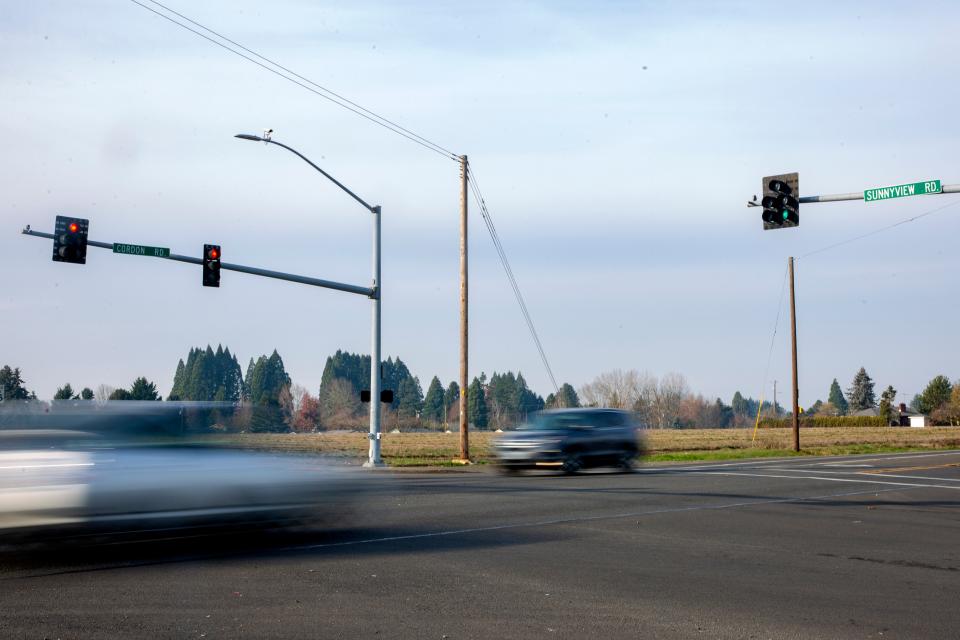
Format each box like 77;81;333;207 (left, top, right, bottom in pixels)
457;155;470;462
789;256;800;452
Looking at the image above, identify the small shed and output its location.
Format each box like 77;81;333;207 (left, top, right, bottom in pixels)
897;403;929;428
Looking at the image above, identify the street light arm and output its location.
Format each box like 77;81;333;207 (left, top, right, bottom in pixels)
234;134;376;213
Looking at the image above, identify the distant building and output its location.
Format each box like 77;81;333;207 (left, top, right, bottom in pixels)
896;403;929;428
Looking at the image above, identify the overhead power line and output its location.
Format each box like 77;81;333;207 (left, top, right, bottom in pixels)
129;0;459;161
467;166;560;395
751;263;789;442
798;198;960;260
128;0;562;393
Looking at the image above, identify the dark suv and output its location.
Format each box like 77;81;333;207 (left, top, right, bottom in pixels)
493;408;644;474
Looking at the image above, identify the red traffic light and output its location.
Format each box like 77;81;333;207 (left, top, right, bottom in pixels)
203;244;221;287
68;222;79;233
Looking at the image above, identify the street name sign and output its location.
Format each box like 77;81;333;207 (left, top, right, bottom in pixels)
864;180;941;203
112;243;170;258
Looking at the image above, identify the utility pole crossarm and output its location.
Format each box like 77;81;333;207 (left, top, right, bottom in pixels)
21;227;374;297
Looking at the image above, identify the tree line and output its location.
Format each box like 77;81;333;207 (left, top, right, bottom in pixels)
807;367;960;426
4;356;957;430
577;367;960;428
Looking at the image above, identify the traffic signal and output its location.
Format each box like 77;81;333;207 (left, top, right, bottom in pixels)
52;215;89;264
360;389;394;403
761;172;799;230
203;244;221;287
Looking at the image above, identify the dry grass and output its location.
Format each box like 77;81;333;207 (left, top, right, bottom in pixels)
199;426;960;465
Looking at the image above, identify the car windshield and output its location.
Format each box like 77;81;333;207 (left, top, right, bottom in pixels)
520;413;590;431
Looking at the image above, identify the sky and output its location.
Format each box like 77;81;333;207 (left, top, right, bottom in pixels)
2;0;958;408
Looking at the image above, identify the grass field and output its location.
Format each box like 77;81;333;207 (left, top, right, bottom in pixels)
200;426;960;466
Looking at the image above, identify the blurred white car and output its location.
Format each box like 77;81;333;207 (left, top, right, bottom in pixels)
0;430;366;536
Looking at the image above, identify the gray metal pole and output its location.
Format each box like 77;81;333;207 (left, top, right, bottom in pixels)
364;206;385;467
21;228;374;297
749;183;960;206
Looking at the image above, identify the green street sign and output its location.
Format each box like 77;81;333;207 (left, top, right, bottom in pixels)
864;180;941;203
112;243;170;258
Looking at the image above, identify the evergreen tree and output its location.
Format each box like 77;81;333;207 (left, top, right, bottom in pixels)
54;383;75;400
244;357;256;400
467;376;488;429
0;366;34;401
422;376;445;425
129;377;161;401
80;387;94;400
917;375;952;414
169;359;186;400
247;350;291;406
109;388;133;400
879;385;896;424
554;383;580;409
396;376;423;419
444;381;460;424
318;350;419;414
516;373;544;418
828;379;849;415
731;391;749;416
715;398;734;428
170;346;244;402
244;350;292;432
847;368;876;412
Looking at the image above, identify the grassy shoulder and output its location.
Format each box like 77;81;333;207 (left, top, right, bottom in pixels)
195;426;960;467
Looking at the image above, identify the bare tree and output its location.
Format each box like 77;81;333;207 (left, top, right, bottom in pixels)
319;377;360;428
579;369;646;409
649;372;689;429
95;384;115;405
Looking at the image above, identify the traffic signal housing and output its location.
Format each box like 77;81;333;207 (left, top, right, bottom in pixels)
360;389;395;403
203;244;221;287
761;172;799;230
52;215;89;264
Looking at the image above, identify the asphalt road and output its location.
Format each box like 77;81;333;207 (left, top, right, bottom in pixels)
2;450;959;639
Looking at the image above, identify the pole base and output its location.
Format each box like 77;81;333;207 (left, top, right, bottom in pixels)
362;459;389;469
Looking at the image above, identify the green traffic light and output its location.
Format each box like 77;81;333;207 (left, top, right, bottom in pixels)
782;210;788;220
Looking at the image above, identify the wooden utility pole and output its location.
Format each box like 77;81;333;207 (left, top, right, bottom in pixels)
457;155;470;462
789;256;800;452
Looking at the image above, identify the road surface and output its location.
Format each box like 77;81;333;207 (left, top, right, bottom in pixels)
2;450;959;639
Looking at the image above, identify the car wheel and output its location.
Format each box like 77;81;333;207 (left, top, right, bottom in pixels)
617;450;636;473
498;465;521;476
561;452;582;475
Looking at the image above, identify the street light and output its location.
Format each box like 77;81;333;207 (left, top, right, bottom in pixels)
236;133;385;468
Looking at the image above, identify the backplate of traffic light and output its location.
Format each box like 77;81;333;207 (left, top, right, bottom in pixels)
203;244;221;287
52;215;89;264
761;172;799;230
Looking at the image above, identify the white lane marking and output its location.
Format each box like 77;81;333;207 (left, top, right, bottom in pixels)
820;463;874;468
754;467;960;483
289;486;906;552
814;451;960;465
641;450;960;473
696;470;960;491
0;463;95;470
